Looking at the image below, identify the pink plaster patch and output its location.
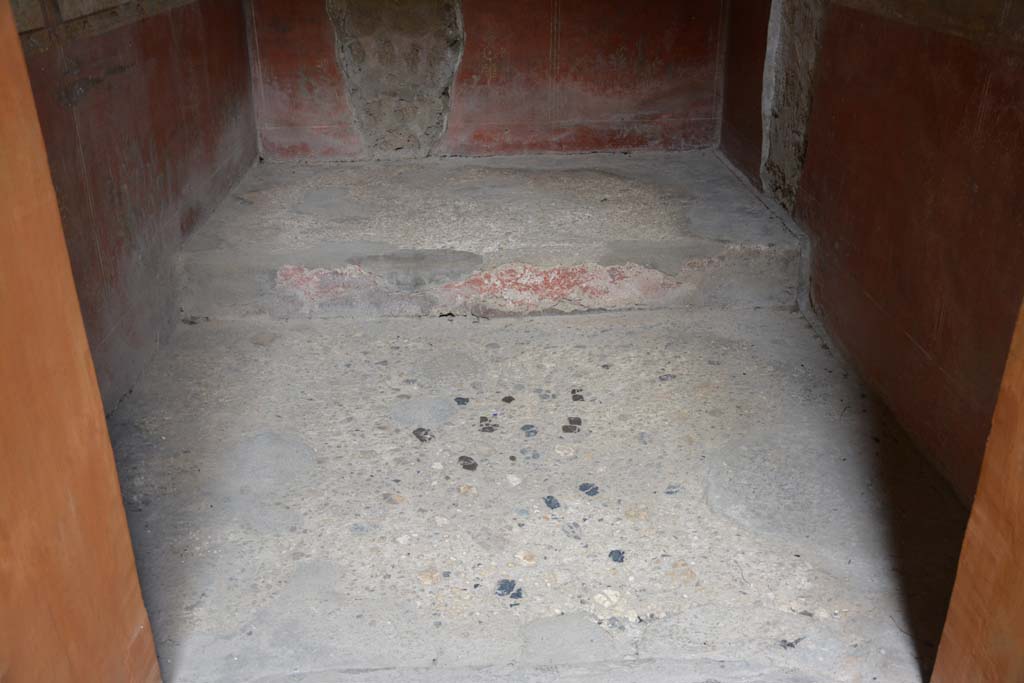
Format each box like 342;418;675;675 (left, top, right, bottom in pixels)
275;262;683;316
275;264;383;313
439;263;681;314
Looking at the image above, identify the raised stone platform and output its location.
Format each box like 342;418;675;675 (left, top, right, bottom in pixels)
178;151;798;320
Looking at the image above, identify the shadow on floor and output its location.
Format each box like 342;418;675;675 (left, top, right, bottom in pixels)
867;400;969;679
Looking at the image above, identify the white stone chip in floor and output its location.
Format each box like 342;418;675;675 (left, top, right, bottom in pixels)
112;310;964;682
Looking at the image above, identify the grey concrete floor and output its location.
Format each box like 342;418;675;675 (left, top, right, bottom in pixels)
111;152;966;682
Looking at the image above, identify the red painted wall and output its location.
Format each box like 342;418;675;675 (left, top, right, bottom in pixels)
797;5;1024;502
719;0;771;187
441;0;722;155
23;0;257;409
249;0;363;159
249;0;723;160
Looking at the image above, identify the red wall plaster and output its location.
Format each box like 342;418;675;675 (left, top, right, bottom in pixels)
441;0;722;155
248;0;723;160
249;0;363;159
797;5;1024;502
719;0;771;186
24;0;257;409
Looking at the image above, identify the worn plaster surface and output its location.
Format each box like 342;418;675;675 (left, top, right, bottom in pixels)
760;0;826;210
115;152;965;682
326;0;464;158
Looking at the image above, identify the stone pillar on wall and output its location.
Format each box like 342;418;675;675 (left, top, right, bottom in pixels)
760;0;826;210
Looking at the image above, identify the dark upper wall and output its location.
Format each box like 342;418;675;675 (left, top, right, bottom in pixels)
837;0;1024;47
16;0;257;410
719;0;772;187
787;1;1024;502
249;0;724;160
